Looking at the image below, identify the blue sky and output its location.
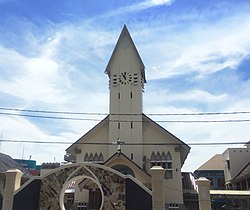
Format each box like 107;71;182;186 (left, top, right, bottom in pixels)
0;0;250;171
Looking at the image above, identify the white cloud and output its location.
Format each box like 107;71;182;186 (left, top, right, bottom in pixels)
139;14;250;80
104;0;174;17
0;47;69;105
0;115;71;163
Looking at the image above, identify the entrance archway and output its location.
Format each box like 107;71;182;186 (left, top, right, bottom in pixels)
12;163;152;210
60;175;104;210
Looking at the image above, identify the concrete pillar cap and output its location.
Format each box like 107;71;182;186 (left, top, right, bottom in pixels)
6;169;23;173
150;166;165;170
197;177;210;181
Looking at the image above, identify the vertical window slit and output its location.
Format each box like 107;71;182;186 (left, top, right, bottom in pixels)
131;153;134;160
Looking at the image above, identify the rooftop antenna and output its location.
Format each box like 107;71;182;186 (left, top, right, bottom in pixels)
22;145;25;159
0;133;2;153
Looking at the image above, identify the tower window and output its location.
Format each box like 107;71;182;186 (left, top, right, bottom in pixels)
131;153;134;160
130;92;133;98
131;122;133;129
133;73;138;84
118;122;120;129
118;92;120;99
112;74;118;86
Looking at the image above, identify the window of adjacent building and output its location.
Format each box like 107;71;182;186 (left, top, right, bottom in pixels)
241;180;247;190
218;178;225;189
226;160;231;170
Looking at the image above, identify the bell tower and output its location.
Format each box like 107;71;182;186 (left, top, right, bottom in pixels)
105;25;146;167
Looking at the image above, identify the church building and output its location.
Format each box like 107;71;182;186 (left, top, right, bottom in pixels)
65;25;190;209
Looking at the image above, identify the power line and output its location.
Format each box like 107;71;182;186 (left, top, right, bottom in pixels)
0;107;106;116
0;139;248;146
0;112;101;121
1;111;250;123
1;107;250;116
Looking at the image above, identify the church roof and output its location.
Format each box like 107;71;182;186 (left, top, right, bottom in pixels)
104;152;151;177
104;25;146;83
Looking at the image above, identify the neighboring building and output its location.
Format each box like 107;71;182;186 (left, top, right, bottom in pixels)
65;25;190;209
231;161;250;190
182;172;199;210
40;162;60;176
194;151;250;210
222;143;250;190
194;154;225;190
14;159;37;170
14;158;41;176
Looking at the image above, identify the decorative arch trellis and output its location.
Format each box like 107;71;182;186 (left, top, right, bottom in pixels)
12;163;152;210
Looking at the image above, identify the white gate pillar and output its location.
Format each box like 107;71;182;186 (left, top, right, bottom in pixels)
196;177;212;210
150;166;166;210
2;169;23;210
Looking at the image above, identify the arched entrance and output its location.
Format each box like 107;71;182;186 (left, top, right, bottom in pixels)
12;163;152;210
61;175;103;210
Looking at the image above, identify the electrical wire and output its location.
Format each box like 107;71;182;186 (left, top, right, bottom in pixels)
0;139;248;146
1;107;250;116
1;112;250;123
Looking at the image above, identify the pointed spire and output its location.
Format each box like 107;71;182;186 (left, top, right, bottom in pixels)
104;25;146;83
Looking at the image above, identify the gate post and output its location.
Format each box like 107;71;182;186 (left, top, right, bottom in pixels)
2;169;23;210
150;166;165;210
195;177;212;210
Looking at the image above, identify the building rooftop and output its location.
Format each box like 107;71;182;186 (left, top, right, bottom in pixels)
0;153;32;178
196;154;224;171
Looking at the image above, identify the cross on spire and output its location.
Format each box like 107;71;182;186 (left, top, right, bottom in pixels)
113;138;125;154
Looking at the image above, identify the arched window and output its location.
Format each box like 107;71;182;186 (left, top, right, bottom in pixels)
156;152;161;162
165;152;173;179
94;153;99;162
112;165;135;177
98;153;104;163
84;153;89;162
84;152;104;163
89;153;94;162
150;151;173;179
166;152;172;168
150;152;156;167
151;152;156;161
161;152;167;168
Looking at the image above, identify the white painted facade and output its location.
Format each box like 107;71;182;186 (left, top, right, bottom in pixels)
223;146;250;185
66;25;190;205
